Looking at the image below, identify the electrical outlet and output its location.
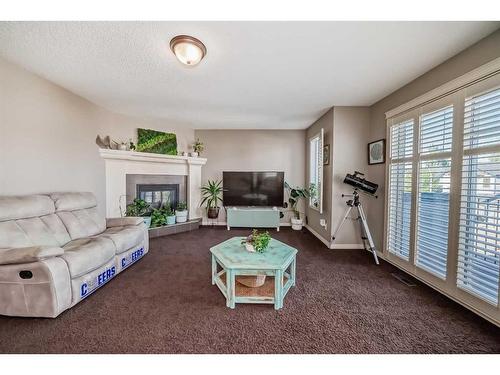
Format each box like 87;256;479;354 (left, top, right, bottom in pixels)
319;219;327;230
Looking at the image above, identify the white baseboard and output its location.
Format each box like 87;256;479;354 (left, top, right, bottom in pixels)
304;225;331;248
201;220;292;227
304;225;363;250
330;244;365;250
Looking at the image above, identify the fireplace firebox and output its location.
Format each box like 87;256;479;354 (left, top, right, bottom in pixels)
136;184;179;209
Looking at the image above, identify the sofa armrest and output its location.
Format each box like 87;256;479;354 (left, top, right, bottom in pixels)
0;246;64;265
106;217;144;228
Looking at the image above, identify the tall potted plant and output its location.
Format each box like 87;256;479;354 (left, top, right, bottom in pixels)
201;179;223;219
285;182;310;230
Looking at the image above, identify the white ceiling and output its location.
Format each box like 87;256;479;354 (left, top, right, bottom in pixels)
0;22;498;129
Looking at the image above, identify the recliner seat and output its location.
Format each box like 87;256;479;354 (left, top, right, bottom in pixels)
0;192;149;317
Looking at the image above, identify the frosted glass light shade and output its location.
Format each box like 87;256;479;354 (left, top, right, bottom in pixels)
170;35;206;66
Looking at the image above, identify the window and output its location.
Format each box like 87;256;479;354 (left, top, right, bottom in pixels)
457;87;500;305
387;120;413;260
309;129;324;212
385;72;500;324
415;106;453;279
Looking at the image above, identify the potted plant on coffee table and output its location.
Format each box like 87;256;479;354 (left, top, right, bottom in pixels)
200;179;223;219
285;182;310;230
238;230;272;288
175;201;188;223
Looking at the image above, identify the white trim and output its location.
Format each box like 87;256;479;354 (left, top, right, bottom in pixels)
304;224;331;248
385;57;500;119
201;221;291;227
330;244;364;250
305;225;365;250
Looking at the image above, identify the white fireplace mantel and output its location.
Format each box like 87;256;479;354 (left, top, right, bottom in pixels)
99;149;207;219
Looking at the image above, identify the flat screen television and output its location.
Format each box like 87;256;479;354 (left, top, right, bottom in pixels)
223;171;284;207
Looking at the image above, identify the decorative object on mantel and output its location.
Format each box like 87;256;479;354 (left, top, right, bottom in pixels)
96;135;133;151
201;179;223;219
368;139;386;165
191;138;204;157
285;182;311;231
175;202;188;223
136;128;177;155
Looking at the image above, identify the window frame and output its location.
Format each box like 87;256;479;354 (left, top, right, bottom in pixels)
384;73;500;326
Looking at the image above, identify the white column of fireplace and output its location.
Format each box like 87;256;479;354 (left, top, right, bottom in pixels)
99;149;207;219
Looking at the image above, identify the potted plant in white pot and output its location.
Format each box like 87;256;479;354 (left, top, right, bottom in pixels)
285;182;310;230
200;179;223;219
175;201;188;223
191;138;204;157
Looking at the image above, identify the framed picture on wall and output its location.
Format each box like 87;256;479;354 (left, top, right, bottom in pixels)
323;144;330;165
368;139;386;165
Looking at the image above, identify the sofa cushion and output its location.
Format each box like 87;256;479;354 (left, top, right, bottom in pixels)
0;246;64;265
0;214;71;249
0;195;55;222
50;192;97;212
57;207;106;240
62;237;115;278
98;226;145;254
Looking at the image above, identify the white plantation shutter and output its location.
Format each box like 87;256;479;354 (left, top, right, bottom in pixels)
415;106;454;279
387;120;414;260
385;71;500;324
419;106;453;154
457;86;500;305
464;89;500;150
391;120;414;159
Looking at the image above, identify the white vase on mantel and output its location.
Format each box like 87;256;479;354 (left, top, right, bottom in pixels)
190;152;199;157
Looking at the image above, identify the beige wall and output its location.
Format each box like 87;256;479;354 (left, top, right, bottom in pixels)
305;109;334;242
194;129;305;224
331;107;371;246
0;57;194;214
367;29;500;251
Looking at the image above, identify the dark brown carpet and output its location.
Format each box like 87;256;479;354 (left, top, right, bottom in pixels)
0;227;498;353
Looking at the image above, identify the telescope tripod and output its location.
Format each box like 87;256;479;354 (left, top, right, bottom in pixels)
332;189;379;265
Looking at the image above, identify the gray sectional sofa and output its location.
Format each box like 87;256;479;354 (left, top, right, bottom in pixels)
0;192;149;318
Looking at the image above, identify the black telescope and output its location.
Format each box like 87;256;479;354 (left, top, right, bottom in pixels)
343;171;378;195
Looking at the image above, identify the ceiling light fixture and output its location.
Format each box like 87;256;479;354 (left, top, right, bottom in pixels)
170;35;207;66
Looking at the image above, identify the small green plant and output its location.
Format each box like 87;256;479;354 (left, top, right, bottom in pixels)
163;205;175;217
125;198;150;217
193;138;204;154
242;229;272;253
200;179;223;209
129;139;136;151
150;208;166;227
284;182;311;219
176;201;188;211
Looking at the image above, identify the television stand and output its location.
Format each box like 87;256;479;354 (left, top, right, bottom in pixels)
226;206;280;231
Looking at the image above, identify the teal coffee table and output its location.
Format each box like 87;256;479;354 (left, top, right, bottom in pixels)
210;237;297;310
